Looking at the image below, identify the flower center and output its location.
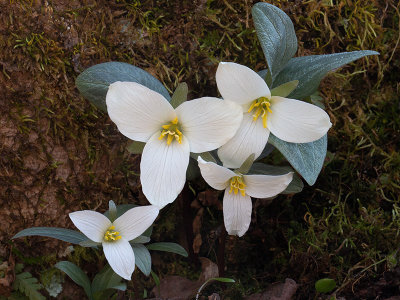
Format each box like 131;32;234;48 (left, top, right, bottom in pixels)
104;225;122;242
158;117;183;145
247;96;272;128
229;176;246;197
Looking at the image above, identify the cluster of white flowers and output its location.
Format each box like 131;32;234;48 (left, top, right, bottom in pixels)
70;61;331;280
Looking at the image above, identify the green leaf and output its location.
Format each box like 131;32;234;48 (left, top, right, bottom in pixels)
55;261;92;299
79;240;100;248
130;235;151;244
92;264;126;298
146;242;188;257
132;244;152;276
190;152;217;164
126;141;145;154
104;204;136;219
186;157;201;181
268;133;327;186
13;272;46;300
13;227;88;245
76;62;170;111
315;278;336;293
236;154;255;175
273;51;379;99
108;200;117;222
196;277;235;299
252;2;297;79
249;163;303;194
170;82;188;108
271;80;299;97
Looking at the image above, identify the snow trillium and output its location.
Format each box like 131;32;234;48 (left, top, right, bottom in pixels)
69;205;159;280
106;81;243;208
216;62;332;168
198;157;293;237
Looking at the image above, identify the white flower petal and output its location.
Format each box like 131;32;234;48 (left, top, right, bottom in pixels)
69;211;111;243
140;132;190;208
197;157;236;190
223;189;252;237
216;62;271;105
113;205;159;241
244;173;293;198
106;82;176;142
175;98;242;153
103;239;135;280
218;113;270;168
267;96;332;143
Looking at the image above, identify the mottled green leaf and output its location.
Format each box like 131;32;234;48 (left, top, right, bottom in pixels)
268;134;327;186
76;62;170;111
252;2;297;78
132;244;152;276
146;242;188;257
13;227;88;245
273;51;379;99
55;261;92;299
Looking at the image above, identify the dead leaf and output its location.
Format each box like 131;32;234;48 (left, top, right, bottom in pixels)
245;278;298;300
151;257;219;299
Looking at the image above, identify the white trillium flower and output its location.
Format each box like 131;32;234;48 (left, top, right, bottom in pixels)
106;82;243;208
69;205;159;280
198;157;293;237
216;62;332;168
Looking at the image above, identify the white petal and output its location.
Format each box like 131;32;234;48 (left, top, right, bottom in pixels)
113;205;159;241
140;132;190;208
267;96;332;143
223;189;252;237
197;157;236;190
103;239;135;280
106;82;176;142
175;98;242;153
216;62;271;105
69;211;111;243
244;173;293;198
218;113;270;168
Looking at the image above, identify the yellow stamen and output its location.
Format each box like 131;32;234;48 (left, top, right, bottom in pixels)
104;225;122;242
247;96;272;128
229;176;246;197
158;117;183;145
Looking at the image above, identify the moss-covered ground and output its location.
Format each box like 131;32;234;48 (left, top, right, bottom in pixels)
0;0;399;299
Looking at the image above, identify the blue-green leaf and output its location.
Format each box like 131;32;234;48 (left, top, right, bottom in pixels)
76;62;170;111
146;242;188;257
315;278;336;293
13;227;88;245
273;51;379;99
132;244;152;276
252;2;297;79
92;264;126;297
104;204;136;219
268;134;327;186
55;261;92;299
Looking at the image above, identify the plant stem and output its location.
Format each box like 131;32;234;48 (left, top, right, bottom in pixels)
181;182;200;267
216;225;227;278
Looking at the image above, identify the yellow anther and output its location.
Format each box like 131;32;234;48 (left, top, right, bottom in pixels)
158;117;183;145
247;96;272;128
104;225;122;242
229;176;246;197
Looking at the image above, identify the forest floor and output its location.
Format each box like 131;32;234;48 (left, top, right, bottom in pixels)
0;0;399;299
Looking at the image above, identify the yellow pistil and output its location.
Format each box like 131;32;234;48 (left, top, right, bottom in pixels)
247;96;272;128
158;117;183;145
229;176;246;197
104;225;122;242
